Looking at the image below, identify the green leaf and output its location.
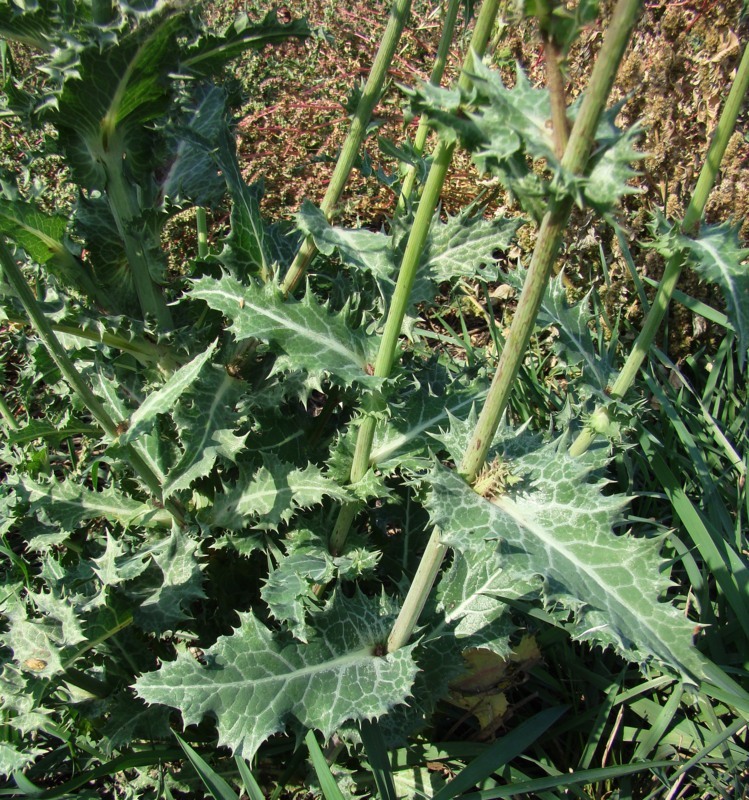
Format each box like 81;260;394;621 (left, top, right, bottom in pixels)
10;474;172;531
584;122;643;211
180;9;311;75
210;457;350;533
121;343;216;446
410;60;641;212
165;366;247;497
261;549;335;641
134;525;206;634
190;275;379;389
305;729;347;800
176;732;240;800
136;591;418;760
0;198;104;302
421;209;520;286
425;431;705;680
429;537;516;655
0;741;44;778
680;223;749;366
101;693;173;756
54;13;186;188
162;85;228;207
369;368;489;472
504;267;615;393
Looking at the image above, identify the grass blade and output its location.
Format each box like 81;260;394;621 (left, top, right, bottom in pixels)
305;729;346;800
360;719;398;800
432;706;567;800
234;756;265;800
457;760;675;799
175;732;239;800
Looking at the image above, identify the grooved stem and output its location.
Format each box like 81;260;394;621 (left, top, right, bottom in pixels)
281;0;413;295
460;0;643;483
328;0;502;556
569;40;749;457
394;0;462;219
389;0;643;655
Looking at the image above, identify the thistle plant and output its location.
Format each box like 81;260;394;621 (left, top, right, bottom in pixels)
0;0;747;795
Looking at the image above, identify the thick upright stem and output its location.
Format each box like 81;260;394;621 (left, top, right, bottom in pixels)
281;0;413;295
103;147;173;330
568;40;749;458
388;0;643;656
328;0;502;556
393;0;462;219
460;0;642;483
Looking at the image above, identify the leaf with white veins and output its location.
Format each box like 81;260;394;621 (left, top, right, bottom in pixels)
191;275;378;389
121;343;217;446
425;431;704;680
136;590;418;760
164;366;247;497
210;456;350;532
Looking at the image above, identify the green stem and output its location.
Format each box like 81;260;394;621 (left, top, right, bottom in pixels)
568;39;749;458
393;0;462;219
387;527;447;652
387;0;643;656
0;241;183;522
0;392;19;430
103;148;173;330
281;0;412;296
460;0;643;483
1;310;179;370
328;0;502;556
196;207;209;259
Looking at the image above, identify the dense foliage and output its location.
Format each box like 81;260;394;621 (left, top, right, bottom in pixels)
0;0;747;797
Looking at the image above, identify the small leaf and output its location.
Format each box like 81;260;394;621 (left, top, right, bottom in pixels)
680;223;749;366
261;549;335;641
210;457;350;532
164;366;247;497
121;343;217;446
134;525;206;634
136;591;418;760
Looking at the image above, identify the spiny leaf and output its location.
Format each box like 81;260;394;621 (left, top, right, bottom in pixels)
297;203;518;312
161;85;228;207
180;9;311;75
409;59;642;213
425;430;705;680
121;343;217;446
368;367;489;473
210;456;350;532
190;275;379;389
164;366;247;497
261;549;335;642
504;267;615;393
54;13;186;188
136;591;418;760
10;474;172;531
134;525;206;634
428;537;516;656
681;223;749;367
0;198;104;302
420;209;520;287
